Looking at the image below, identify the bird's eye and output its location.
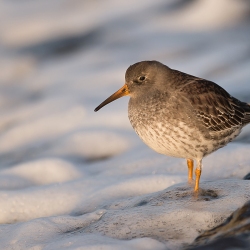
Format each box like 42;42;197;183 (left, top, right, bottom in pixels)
139;76;146;81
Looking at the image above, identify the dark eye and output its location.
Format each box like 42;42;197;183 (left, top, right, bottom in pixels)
139;76;146;81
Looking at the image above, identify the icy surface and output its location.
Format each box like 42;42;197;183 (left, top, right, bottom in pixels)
0;0;250;249
0;179;249;250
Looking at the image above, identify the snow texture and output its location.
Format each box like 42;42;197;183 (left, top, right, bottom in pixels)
0;0;250;249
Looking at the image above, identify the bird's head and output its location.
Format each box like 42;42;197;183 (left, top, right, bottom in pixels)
94;60;170;112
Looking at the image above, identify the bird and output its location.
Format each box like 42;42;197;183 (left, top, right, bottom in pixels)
94;60;250;192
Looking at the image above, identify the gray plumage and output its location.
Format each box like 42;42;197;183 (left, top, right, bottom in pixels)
126;61;250;157
95;60;250;192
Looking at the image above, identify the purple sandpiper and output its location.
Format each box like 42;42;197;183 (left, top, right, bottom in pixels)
95;61;250;192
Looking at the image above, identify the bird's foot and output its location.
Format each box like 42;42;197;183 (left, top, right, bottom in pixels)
188;178;194;186
192;188;218;200
192;188;200;199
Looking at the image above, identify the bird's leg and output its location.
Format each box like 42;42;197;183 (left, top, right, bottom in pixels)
194;159;202;192
187;159;194;184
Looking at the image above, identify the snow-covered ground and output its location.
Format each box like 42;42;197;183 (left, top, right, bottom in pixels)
0;0;250;249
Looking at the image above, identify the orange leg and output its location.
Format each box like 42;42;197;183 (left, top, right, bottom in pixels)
194;168;201;192
187;159;193;183
194;159;202;192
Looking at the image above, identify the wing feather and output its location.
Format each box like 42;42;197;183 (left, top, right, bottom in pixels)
178;79;250;132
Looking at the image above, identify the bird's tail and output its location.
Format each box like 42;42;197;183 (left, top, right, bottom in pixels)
244;103;250;124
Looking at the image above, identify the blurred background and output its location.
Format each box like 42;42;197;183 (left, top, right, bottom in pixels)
0;0;250;169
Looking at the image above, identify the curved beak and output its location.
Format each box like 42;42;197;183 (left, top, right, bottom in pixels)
94;84;130;112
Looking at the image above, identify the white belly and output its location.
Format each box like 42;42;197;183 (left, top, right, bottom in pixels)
133;121;242;160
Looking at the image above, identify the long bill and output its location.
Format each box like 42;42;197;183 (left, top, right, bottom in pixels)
94;84;130;112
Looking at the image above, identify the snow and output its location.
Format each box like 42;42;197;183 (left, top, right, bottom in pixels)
0;178;249;249
0;0;250;249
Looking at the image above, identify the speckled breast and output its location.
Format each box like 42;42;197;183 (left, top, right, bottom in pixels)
128;96;241;160
128;97;200;159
